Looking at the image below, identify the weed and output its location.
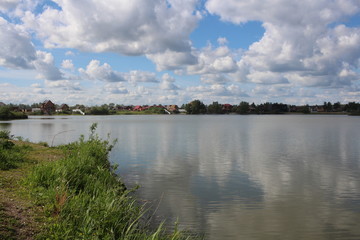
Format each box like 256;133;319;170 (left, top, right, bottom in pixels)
0;130;11;139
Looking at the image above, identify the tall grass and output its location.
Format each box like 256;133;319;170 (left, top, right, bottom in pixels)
26;124;196;239
0;130;26;170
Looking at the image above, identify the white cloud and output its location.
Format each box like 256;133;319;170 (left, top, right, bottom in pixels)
79;60;125;82
200;73;230;84
61;59;74;71
187;45;238;75
0;0;19;12
65;51;75;56
24;0;200;57
45;79;81;91
0;17;36;69
147;49;197;71
125;70;159;83
206;0;360;88
217;37;228;45
247;71;289;85
160;73;180;90
33;51;63;80
104;83;129;94
186;84;249;98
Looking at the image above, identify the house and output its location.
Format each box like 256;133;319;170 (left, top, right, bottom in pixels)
166;105;179;112
0;102;5;107
41;100;56;114
31;108;41;113
178;109;187;114
133;105;143;111
56;104;70;112
222;104;233;112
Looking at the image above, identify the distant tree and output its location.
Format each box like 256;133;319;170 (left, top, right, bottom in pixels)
333;102;341;111
345;102;360;113
207;102;223;114
236;101;250;114
323;101;333;112
0;106;28;120
89;106;109;115
302;104;310;114
185;100;206;114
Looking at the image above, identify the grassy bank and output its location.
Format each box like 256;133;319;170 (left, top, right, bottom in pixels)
0;127;198;239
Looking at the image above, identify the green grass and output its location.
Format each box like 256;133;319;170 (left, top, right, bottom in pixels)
0;130;29;170
25;124;198;239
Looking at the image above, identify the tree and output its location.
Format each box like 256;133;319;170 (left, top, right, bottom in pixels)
0;106;28;120
185;100;206;114
237;101;250;114
207;102;223;114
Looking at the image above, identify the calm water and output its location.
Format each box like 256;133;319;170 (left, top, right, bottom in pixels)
1;115;360;239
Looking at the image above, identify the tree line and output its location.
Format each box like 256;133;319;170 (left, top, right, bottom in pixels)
182;100;360;115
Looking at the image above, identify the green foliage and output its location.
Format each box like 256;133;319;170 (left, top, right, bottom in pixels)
26;124;196;239
0;136;26;170
0;106;28;120
89;106;110;115
0;130;11;139
207;102;223;114
184;100;206;114
144;107;166;114
236;101;250;114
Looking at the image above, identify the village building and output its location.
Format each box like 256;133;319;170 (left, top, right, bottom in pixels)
166;105;179;112
56;104;70;113
41;100;56;114
222;104;233;112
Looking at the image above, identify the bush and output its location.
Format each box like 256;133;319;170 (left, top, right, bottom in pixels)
0;106;28;120
0;130;11;139
0;139;25;170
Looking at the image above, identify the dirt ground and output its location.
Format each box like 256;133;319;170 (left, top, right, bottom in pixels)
0;142;63;239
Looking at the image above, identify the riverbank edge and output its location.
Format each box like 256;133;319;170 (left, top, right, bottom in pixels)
0;131;199;239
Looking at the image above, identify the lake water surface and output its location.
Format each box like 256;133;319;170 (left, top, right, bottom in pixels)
1;115;360;239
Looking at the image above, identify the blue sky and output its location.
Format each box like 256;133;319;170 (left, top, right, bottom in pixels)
1;0;360;106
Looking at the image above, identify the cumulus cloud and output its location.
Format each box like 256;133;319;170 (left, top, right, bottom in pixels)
24;0;200;57
159;73;180;90
0;17;36;69
0;0;19;12
45;79;81;91
125;70;159;83
206;0;360;88
187;84;249;97
200;73;230;84
0;17;65;81
103;83;129;94
33;51;63;80
147;50;197;71
217;37;228;45
187;45;238;75
61;59;74;71
79;60;125;82
65;51;75;56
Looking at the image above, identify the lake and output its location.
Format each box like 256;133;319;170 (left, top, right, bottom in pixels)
1;115;360;239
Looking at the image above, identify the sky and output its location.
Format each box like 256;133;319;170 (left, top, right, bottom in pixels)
0;0;360;106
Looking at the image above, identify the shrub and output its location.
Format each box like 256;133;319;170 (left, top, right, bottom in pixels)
0;139;25;170
0;130;11;139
